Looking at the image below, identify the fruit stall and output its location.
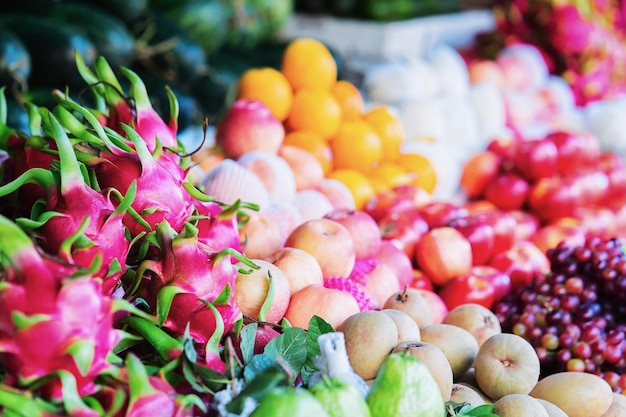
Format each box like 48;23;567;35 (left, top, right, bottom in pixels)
2;0;626;416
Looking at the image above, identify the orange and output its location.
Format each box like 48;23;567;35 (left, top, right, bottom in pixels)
363;106;406;161
330;120;383;173
236;67;293;121
283;130;334;175
287;88;342;139
328;168;376;210
281;38;337;91
396;152;437;194
331;80;364;121
369;161;414;194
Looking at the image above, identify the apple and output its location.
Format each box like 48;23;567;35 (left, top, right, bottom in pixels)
546;131;600;173
239;211;283;260
324;208;382;259
348;258;401;307
572;171;609;206
508;210;540;242
234;259;291;323
512;138;558;182
467;265;511;303
284;218;356;279
460;150;502;199
278;145;325;191
483;173;530;211
418;201;468;229
487;136;519;161
530;219;587;254
260;201;302;245
283;284;360;329
414;226;473;286
266;247;324;295
378;207;429;259
291;189;334;223
237;150;297;203
573;206;615;239
464;200;498;216
215;99;284;159
474;210;517;256
375;240;415;288
316;178;356;210
489;240;550;290
409;269;434;292
449;215;496;266
438;274;496;311
528;175;581;221
363;184;431;222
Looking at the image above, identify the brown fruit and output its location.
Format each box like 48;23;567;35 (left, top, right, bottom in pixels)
449;383;485;408
535;399;568;417
380;308;421;344
474;333;540;401
392;341;453;402
442;303;501;346
600;392;626;417
338;310;398;380
493;393;549;417
530;371;613;417
383;286;433;328
420;323;479;378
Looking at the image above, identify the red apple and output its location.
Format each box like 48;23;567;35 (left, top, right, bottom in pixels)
234;259;291;323
266;247;324;295
475;210;517;256
460;150;502;198
414;227;473;286
283;284;360;329
284;218;356;279
216;99;285;159
464;200;498;216
375;240;415;288
530;219;587;254
418;201;468;229
573;206;616;239
364;184;431;222
483;173;530;211
546;131;600;173
378;207;429;259
528;175;581;221
489;240;550;290
409;269;434;292
468;265;512;303
324;208;382;259
508;210;540;242
512;138;558;182
449;216;495;266
438;274;496;311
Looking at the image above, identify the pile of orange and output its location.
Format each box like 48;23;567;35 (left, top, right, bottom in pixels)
234;37;437;209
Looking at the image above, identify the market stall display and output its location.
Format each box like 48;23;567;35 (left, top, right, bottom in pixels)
3;1;626;416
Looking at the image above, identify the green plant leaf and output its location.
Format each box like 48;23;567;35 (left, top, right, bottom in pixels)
243;353;275;382
263;327;307;383
226;364;288;414
301;315;335;384
240;322;258;365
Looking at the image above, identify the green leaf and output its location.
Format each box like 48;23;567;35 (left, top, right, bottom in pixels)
240;322;258;365
226;364;288;414
243;353;275;382
464;404;495;416
263;327;307;382
302;315;335;384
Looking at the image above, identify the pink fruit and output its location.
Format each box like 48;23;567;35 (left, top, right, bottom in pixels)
216;99;285;159
324;208;382;260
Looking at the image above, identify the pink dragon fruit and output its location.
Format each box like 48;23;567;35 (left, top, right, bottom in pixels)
133;221;253;372
0;215;121;400
0;109;133;293
75;54;180;153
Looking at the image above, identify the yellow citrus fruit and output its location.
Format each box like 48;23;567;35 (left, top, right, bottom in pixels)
331;80;364;121
330;120;383;172
283;130;334;175
236;67;293;121
396;152;437;194
281;38;337;91
363;106;406;161
328;168;376;210
287;88;342;140
369;161;414;193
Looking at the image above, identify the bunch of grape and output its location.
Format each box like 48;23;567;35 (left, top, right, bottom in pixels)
494;237;626;393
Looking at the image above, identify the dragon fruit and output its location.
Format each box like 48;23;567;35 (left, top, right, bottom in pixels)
0;108;133;293
0;215;121;400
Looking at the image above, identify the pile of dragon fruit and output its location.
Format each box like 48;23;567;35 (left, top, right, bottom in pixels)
0;55;264;416
471;0;626;106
